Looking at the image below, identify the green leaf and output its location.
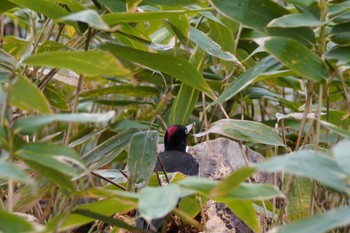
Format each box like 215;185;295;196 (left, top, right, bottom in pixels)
3;36;31;60
143;0;200;5
211;0;288;32
0;160;34;184
18;143;83;178
74;209;140;231
14;111;115;134
9;75;52;114
194;119;284;146
256;37;328;82
127;130;158;189
326;45;350;62
210;167;256;198
178;176;218;195
332;140;350;178
81;99;153;107
189;27;238;62
101;43;214;97
103;10;199;26
268;13;324;28
80;85;160;98
211;0;314;46
330;23;350;45
210;56;281;106
43;84;69;110
58;9;109;31
0;48;16;73
48;198;137;232
0;0;16;14
97;0;126;12
319;120;350;139
83;128;140;168
7;0;69;19
253;150;349;194
0;209;34;233
223;183;283;200
169;84;199;125
224;200;260;233
139;184;180;220
18;150;79;177
25;159;76;194
21;143;82;162
37;41;68;53
23;50;130;77
270;206;350;233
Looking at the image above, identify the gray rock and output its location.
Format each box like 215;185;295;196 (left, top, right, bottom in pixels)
187;138;277;233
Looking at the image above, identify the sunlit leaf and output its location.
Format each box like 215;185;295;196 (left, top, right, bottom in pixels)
58;9;109;31
7;0;68;19
256;37;328;82
14;111;115;134
101;43;214;97
3;36;31;60
23;50;130;77
80;85;160;98
103;10;200;26
194;119;284;146
0;0;16;14
9;75;52;114
268;13;324;28
43;84;69;110
211;0;315;45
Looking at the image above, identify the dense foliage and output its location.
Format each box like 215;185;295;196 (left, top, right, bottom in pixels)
1;0;350;232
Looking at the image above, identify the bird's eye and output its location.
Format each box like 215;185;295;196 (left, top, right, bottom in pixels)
185;129;189;134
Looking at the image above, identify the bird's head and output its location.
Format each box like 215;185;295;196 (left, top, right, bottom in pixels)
164;123;194;152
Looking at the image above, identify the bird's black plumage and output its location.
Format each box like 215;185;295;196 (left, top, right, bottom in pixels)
155;124;199;176
136;124;198;232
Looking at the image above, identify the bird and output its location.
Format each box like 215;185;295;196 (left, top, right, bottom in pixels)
155;123;199;176
136;123;199;233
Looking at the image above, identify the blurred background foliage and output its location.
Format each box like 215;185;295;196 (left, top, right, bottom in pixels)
1;0;350;232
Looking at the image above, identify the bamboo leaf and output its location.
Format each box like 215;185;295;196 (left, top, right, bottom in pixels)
101;43;214;97
268;13;324;28
58;9;109;31
269;206;350;233
9;75;52;114
194;119;284;146
256;37;328;82
254;150;349;194
210;56;281;106
23;50;130;77
14;111;115;134
127;131;158;189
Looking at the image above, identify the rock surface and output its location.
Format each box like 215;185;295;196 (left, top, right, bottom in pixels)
187;138;277;233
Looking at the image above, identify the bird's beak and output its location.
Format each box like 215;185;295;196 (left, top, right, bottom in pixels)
185;123;195;134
